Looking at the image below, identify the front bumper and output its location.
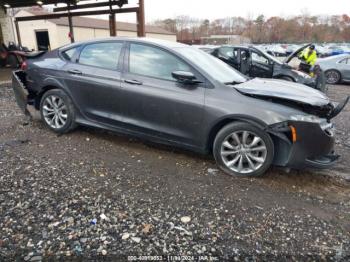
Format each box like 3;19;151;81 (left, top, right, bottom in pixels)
271;121;338;169
302;70;326;92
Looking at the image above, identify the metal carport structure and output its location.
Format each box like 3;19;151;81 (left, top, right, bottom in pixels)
0;0;145;46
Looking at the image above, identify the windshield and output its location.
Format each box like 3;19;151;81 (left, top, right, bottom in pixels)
253;47;281;64
175;47;248;84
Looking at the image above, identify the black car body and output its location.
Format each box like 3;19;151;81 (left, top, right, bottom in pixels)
12;38;348;177
209;44;325;91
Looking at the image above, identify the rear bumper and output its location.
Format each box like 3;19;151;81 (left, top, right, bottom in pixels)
12;70;30;116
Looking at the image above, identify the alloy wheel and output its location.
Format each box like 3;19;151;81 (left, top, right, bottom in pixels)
42;95;68;129
220;130;267;174
325;70;340;84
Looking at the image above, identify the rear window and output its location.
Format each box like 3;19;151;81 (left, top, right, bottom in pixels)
61;47;79;61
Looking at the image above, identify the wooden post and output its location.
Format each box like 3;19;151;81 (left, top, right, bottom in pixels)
109;0;116;37
14;19;22;46
109;13;117;36
137;0;145;37
67;3;74;43
68;15;74;43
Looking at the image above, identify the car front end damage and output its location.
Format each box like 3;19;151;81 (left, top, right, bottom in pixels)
268;119;338;169
232;78;349;170
267;97;349;169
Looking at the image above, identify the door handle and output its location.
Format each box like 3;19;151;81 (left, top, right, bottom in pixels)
67;69;82;75
124;79;142;85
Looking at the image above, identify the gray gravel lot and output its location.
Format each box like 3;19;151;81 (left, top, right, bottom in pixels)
0;69;350;261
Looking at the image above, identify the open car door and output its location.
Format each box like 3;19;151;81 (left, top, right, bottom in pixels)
248;48;274;78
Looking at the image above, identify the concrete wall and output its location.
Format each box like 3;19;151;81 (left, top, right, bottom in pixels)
0;9;16;45
146;33;177;42
15;10;176;50
15;10;59;50
57;26;111;47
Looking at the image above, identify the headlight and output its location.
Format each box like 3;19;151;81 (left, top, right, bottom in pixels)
290;114;323;123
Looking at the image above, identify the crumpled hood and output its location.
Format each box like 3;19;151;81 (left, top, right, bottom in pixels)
234;78;330;107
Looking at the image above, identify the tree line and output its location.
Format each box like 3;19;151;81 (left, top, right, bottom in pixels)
151;13;350;43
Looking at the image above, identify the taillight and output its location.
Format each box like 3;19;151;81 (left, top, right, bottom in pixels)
21;61;28;71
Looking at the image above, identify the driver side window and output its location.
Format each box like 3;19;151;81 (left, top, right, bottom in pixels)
252;52;269;64
219;47;236;59
129;44;191;81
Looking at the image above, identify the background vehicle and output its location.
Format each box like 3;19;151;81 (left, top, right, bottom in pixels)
316;54;350;84
209;44;325;91
12;38;347;177
0;42;31;68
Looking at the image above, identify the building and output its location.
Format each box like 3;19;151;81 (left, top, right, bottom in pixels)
201;35;251;45
1;8;176;50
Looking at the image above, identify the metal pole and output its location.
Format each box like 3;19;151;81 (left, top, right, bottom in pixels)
137;0;145;37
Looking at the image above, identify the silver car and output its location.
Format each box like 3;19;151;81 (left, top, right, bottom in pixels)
316;54;350;84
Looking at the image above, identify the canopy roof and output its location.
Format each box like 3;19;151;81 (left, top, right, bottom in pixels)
1;0;127;9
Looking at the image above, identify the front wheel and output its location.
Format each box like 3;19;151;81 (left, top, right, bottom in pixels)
40;89;77;133
213;122;274;177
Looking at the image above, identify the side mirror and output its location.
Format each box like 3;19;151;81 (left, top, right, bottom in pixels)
172;71;202;84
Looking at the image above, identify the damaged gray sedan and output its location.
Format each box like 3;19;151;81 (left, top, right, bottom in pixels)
12;38;349;176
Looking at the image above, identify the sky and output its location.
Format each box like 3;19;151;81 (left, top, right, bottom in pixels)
113;0;350;22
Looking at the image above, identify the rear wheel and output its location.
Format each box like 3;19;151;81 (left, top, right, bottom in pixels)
325;70;341;84
40;89;77;133
213;122;274;177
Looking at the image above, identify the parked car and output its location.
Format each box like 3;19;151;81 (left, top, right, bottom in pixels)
327;45;350;56
0;42;31;68
265;44;287;57
209;44;325;91
12;38;348;177
316;54;350;84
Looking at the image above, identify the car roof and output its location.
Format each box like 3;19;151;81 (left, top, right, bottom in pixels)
59;37;187;51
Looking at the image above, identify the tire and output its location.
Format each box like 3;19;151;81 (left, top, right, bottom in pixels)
325;70;341;85
280;76;294;82
213;122;274;177
40;89;77;134
7;54;19;68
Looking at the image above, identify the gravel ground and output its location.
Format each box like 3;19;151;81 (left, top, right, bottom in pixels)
0;71;350;261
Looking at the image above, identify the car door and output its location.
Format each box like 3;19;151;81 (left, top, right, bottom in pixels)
216;47;240;70
119;42;206;147
62;41;125;126
249;50;273;78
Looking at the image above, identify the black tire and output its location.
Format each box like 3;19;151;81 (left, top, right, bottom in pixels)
7;54;19;68
325;70;341;85
213;122;274;177
280;76;294;82
40;89;77;134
